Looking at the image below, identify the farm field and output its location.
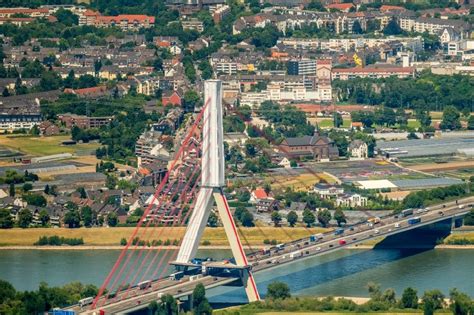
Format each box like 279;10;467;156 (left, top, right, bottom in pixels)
0;227;329;247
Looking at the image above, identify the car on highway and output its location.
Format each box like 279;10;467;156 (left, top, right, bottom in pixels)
395;223;400;228
338;240;346;245
374;229;380;234
438;211;444;216
316;247;321;251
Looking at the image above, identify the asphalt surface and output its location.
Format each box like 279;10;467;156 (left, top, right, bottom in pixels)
71;196;473;314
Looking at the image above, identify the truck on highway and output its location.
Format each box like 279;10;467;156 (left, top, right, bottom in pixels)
289;251;302;259
367;217;381;224
407;217;421;225
78;297;94;308
169;271;184;281
189;274;203;282
137;280;152;290
402;209;414;217
334;228;344;235
310;233;324;242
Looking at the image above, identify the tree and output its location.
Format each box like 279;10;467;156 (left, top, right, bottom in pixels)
352;20;363;34
17;208;33;228
449;288;473;315
198;60;213;80
38;209;50;227
106;175;117;190
0;208;14;228
334;112;343;128
422;289;445;315
107;212;118;227
156;294;178;315
23;194;47;207
2;87;10;97
302;209;315;227
183;90;200;113
39;70;62;91
64;210;81;228
240;210;255;227
468;115;474;130
271;211;282;227
9;183;15;197
54;8;79;26
22;183;33;193
81;206;93;227
266;281;291;300
333;209;347;227
317;209;332;227
440;106;461;130
0;279;16;305
383;18;402;35
207;211;218;227
401;287;418;309
287;210;298;227
77;187;87;199
192;283;212;315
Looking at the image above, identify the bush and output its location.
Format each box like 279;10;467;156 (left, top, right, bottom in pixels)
34;236;84;246
164;239;171;246
120;238;127;246
202;240;211;246
263;239;270;245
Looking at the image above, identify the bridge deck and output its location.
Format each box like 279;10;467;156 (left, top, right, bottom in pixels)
70;197;473;314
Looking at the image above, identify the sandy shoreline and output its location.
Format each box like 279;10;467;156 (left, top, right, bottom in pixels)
1;244;474;250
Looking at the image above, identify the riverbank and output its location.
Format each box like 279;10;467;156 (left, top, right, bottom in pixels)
0;227;328;247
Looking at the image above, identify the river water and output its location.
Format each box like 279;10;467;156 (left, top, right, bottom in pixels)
0;248;473;302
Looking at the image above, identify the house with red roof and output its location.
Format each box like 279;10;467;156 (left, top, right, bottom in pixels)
325;3;354;13
162;90;182;107
250;188;272;203
380;5;406;13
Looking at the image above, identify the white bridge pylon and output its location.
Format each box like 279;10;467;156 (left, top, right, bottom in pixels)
176;80;260;302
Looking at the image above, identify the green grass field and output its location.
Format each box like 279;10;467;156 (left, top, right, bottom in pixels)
0;135;99;156
317;119;351;129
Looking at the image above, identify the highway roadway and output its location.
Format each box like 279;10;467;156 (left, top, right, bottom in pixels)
71;196;473;314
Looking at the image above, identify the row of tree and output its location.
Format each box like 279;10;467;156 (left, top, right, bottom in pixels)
333;72;473;114
237;281;474;315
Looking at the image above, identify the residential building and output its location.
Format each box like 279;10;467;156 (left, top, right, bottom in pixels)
256;198;279;212
287;59;316;76
0;114;42;131
313;183;344;199
58;114;113;129
135;130;171;167
162;90;182;106
279;132;339;160
211;5;230;23
182;19;204;32
250;187;271;203
332;65;415;80
399;16;470;37
349;140;368;159
336;193;368;208
84;13;155;30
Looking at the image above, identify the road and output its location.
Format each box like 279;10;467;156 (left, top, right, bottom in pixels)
70;196;473;314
